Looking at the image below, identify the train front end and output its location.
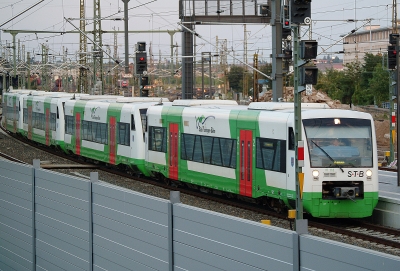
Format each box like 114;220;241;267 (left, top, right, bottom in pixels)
302;112;379;218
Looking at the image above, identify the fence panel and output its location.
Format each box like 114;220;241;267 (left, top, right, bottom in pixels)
173;204;296;271
1;159;400;271
34;169;90;271
300;235;400;271
0;160;33;271
92;182;171;271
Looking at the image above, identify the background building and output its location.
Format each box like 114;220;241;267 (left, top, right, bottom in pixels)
343;25;391;65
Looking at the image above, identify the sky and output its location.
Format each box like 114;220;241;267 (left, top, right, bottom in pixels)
0;0;396;65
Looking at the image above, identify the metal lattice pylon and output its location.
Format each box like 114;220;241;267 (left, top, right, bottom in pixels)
92;0;104;94
78;0;88;93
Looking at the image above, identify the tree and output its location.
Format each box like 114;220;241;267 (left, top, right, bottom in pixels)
342;61;363;105
361;53;383;90
315;68;345;100
227;65;245;92
316;53;389;106
258;63;272;89
332;56;341;63
368;63;389;106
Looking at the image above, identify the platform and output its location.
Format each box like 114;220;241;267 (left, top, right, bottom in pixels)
368;170;400;229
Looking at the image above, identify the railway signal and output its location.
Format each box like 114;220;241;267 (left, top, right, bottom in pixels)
135;52;147;75
388;45;397;70
283;20;291;40
137;41;146;52
290;1;316;227
290;0;311;25
389;33;399;45
298;40;318;87
141;76;149;97
141;76;149;86
300;40;318;59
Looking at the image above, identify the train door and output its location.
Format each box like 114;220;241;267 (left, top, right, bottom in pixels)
13;101;17;133
45;108;50;145
75;113;81;155
28;105;32;140
239;130;253;197
109;116;116;165
169;123;179;180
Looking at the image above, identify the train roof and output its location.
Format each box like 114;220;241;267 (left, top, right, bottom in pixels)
172;99;238;107
6;89;40;93
79;95;123;100
4;90;47;96
116;97;170;103
248;102;329;111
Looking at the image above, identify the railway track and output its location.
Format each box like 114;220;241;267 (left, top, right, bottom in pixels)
0;150;27;164
1;114;399;252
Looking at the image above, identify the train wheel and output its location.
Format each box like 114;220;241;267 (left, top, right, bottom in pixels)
162;176;171;186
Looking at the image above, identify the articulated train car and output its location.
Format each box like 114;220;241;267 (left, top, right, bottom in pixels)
2;90;47;134
63;97;171;175
20;93;89;149
145;101;379;218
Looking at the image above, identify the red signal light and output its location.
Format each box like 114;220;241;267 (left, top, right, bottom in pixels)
284;20;290;26
139;57;145;61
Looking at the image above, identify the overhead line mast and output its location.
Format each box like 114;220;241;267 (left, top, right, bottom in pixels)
78;0;88;93
393;0;400;187
393;0;398;34
93;0;104;94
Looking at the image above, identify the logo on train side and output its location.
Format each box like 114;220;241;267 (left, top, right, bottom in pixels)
90;107;101;120
34;101;41;112
195;115;215;134
7;97;13;106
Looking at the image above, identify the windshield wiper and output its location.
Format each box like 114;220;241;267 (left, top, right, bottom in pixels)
311;140;344;172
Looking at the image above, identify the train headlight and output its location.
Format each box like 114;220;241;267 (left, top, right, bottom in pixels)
312;170;319;181
366;169;372;180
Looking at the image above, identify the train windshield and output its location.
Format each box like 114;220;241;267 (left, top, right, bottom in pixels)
303;118;373;168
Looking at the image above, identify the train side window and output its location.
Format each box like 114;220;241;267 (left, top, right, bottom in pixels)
180;133;236;168
23;109;28;124
211;138;223;166
256;137;286;173
148;126;167;152
50;113;56;131
288;127;295;150
140;109;147;141
131;114;136;131
181;133;195;161
65;115;75;135
192;135;203;163
117;122;130;146
201;136;213;164
140;109;147;133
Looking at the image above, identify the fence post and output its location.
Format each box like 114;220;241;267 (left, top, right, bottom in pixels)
294;219;308;271
89;172;98;271
32;159;40;271
169;191;180;271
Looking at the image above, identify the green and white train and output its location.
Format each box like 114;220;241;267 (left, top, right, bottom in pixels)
145;100;379;218
1;91;379;218
63;97;171;175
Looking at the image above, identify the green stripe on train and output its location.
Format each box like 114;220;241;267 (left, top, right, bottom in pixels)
302;191;379;218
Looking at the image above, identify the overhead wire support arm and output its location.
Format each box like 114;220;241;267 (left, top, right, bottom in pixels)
0;0;45;28
64;17;120;65
318;19;372;58
177;22;273;81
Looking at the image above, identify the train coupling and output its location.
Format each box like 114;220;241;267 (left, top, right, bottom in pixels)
333;187;360;199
